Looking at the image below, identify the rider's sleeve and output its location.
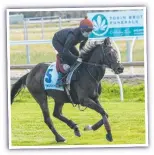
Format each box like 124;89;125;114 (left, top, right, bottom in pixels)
70;46;79;56
60;33;78;65
63;33;75;53
79;38;88;50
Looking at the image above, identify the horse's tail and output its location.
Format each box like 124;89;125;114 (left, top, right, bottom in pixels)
11;73;29;104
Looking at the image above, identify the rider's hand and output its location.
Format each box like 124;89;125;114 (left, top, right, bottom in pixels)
77;57;82;62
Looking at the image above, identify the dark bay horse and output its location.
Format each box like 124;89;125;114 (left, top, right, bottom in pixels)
11;38;124;143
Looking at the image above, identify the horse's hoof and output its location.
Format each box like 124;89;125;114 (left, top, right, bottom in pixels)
74;127;81;137
106;133;113;142
56;135;66;143
84;125;92;131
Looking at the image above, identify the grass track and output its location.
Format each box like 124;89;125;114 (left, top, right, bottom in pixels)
11;82;146;146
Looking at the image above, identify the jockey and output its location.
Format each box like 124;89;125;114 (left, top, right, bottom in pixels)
52;16;93;73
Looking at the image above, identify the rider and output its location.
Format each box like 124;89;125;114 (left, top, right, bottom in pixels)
52;16;93;73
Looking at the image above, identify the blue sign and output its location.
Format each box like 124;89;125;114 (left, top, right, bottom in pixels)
88;10;144;38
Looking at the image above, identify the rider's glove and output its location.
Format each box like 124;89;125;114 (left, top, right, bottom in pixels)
77;57;82;62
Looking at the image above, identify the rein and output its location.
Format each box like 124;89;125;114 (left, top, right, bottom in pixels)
82;61;108;73
86;67;99;83
82;61;106;67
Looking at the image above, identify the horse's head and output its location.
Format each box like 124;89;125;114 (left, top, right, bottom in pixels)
101;38;124;74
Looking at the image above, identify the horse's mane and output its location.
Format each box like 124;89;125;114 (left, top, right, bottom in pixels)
79;41;101;61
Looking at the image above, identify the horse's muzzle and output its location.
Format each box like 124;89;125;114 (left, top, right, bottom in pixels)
114;64;124;74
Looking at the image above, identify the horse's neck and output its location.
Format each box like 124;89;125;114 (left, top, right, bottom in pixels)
88;46;101;63
87;46;105;82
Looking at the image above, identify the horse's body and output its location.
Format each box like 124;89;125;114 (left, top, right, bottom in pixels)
11;38;124;143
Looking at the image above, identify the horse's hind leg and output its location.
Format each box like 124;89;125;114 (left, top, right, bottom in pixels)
53;101;81;137
28;89;66;142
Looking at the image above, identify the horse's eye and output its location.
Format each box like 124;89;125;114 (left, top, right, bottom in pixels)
108;53;112;57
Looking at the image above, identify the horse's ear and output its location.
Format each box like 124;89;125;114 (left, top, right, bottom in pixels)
104;37;111;46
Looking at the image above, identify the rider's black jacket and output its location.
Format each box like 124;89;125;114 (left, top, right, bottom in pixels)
53;27;88;53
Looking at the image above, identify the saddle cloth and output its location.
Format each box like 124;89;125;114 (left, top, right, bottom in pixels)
44;62;64;91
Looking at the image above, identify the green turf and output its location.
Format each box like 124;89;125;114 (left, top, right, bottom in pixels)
11;82;146;146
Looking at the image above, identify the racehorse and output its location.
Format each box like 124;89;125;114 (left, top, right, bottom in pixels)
11;37;124;143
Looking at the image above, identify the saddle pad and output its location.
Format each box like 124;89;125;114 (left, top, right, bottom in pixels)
44;62;64;91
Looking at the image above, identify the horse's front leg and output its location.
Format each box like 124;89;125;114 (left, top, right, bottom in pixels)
95;98;109;118
84;98;108;131
82;98;113;142
84;119;104;131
